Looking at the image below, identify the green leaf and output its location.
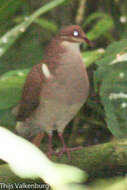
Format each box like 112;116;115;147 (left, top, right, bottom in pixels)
0;0;66;57
0;69;29;110
85;14;114;40
83;12;110;27
0;164;42;184
94;39;127;91
0;108;16;129
0;27;44;74
34;18;58;33
94;39;127;138
90;178;127;190
0;0;23;24
82;48;105;67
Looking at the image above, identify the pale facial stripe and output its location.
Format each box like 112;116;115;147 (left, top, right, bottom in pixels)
42;63;51;78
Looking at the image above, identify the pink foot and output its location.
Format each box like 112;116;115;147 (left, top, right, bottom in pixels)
58;132;83;160
47;134;58;159
32;132;45;147
57;146;83;160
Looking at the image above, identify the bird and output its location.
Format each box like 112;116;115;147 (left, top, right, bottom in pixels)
15;25;91;159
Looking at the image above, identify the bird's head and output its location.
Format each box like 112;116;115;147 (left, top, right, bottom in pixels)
59;25;92;46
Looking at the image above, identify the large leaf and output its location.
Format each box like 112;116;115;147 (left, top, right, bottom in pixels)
0;69;29;110
0;127;87;190
94;39;127;138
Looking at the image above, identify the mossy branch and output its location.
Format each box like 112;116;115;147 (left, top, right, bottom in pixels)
52;139;127;178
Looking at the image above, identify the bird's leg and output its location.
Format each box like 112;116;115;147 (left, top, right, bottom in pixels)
57;133;83;160
32;132;45;147
58;132;71;160
32;132;55;159
47;134;54;159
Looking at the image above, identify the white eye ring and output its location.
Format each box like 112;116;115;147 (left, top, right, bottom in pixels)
73;30;79;37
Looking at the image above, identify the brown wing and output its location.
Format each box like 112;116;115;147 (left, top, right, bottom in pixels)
16;63;44;121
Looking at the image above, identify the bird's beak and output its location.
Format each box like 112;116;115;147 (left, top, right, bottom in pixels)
83;36;93;47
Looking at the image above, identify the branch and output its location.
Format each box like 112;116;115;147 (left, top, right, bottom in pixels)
52;140;127;178
75;0;87;24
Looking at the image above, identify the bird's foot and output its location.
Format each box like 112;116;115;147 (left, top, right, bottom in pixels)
48;150;62;159
57;132;83;160
57;146;83;160
32;132;45;147
47;149;55;159
57;146;71;160
68;146;83;151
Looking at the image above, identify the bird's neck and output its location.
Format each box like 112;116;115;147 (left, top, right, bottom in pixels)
60;40;80;52
43;37;81;71
44;37;64;62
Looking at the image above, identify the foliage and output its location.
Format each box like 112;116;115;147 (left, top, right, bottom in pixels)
0;127;86;190
83;12;114;41
0;0;65;57
94;40;127;138
0;69;29;110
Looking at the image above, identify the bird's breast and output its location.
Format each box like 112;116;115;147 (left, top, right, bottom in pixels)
41;52;89;105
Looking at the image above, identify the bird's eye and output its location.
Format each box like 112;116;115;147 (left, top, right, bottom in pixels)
73;30;79;37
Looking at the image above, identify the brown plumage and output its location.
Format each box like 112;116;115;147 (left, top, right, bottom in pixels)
16;64;44;121
15;25;91;159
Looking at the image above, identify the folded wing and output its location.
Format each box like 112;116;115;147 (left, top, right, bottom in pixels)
16;63;44;121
